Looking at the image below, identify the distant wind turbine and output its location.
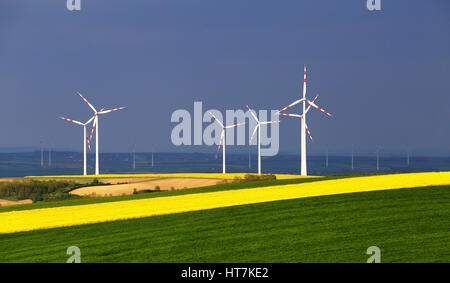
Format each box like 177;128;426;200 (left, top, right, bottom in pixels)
376;145;381;171
40;140;44;167
246;105;280;174
208;111;246;174
77;91;125;175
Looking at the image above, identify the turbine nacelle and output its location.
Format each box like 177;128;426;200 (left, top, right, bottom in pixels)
208;111;246;151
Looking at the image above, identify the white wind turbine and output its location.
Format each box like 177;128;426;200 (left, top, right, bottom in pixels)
246;105;280;174
77;91;125;175
208;111;246;174
277;65;333;176
59;116;95;175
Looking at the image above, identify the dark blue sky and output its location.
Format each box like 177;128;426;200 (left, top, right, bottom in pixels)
0;0;449;155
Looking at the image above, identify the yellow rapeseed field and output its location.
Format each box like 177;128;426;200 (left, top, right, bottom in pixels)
25;173;312;180
2;172;449;234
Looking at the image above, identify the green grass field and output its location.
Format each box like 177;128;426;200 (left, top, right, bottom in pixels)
1;186;448;263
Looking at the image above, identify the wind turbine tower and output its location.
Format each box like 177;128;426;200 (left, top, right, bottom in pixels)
376;146;381;171
248;148;251;169
40;140;44;167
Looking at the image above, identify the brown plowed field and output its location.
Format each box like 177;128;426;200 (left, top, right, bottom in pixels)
0;199;32;206
0;178;20;183
70;178;222;197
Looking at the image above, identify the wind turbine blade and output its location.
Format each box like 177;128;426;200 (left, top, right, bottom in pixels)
218;130;224;151
277;98;305;113
303;64;307;99
87;137;91;150
89;117;97;141
208;111;224;128
76;91;97;113
59;116;84;126
307;101;333;117
249;124;259;144
98;107;125;114
261;120;281;125
225;121;247;129
246;105;259;122
305;123;313;141
279;113;303;118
